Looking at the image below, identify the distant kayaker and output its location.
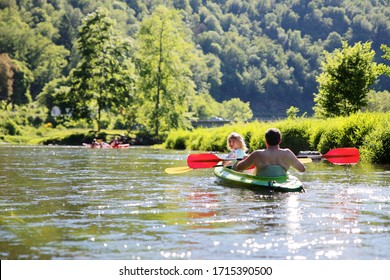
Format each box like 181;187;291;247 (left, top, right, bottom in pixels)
223;132;248;166
91;139;100;148
111;137;121;147
233;128;305;176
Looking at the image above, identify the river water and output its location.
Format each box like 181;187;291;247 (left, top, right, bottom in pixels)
0;145;389;260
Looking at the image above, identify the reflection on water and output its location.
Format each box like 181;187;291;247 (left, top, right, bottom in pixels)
0;146;389;260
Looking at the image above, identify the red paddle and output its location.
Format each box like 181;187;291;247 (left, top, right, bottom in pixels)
187;153;237;169
187;147;360;169
321;147;360;165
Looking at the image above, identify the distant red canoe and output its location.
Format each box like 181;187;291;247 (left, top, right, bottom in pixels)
82;143;130;149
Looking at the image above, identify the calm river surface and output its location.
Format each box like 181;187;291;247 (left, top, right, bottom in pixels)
0;145;389;260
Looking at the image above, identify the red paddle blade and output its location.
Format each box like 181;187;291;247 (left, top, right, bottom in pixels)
322;147;360;165
187;153;221;168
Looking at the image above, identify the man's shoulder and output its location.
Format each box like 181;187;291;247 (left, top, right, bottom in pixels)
280;148;296;158
252;149;266;156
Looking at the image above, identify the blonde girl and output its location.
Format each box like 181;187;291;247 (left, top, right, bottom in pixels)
224;132;248;166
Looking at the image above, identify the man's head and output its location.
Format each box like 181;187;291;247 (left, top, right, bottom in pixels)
265;128;282;146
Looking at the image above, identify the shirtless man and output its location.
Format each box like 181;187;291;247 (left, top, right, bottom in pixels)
233;128;305;176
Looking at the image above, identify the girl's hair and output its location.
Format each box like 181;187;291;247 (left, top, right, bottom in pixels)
227;132;248;151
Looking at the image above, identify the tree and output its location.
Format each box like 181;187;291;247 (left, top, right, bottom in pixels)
67;8;135;131
135;6;196;138
0;54;33;108
314;41;379;118
220;98;253;122
0;53;14;106
8;58;33;107
286;106;300;119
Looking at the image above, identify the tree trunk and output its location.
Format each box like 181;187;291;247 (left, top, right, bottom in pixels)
154;21;165;137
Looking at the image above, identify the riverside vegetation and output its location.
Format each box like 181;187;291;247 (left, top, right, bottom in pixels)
164;112;390;165
1;107;390;164
1;1;390;163
0;103;133;145
1;1;390;141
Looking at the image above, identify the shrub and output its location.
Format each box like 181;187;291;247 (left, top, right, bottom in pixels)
164;129;189;150
361;121;390;164
186;129;207;150
163;112;390;164
309;122;326;150
4;119;21;136
248;128;266;151
277;120;312;154
315;113;384;153
199;128;227;151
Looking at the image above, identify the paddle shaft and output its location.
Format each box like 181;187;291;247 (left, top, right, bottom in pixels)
167;147;358;174
187;147;359;169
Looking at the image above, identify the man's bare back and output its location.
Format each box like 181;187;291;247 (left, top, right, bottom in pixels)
235;147;305;175
233;128;305;176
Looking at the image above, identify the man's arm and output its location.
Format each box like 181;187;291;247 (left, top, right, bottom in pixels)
234;152;256;171
288;150;305;172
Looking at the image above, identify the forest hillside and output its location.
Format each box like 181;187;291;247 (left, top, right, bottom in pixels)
1;0;389;120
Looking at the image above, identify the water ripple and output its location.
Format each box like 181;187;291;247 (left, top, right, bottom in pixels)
1;146;389;259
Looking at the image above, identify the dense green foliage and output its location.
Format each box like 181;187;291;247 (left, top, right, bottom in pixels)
61;8;135;131
164;112;390;164
1;0;390;151
314;42;380;117
0;102;47;139
1;0;390;118
0;106;129;144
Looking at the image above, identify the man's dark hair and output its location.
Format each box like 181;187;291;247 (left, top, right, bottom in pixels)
265;128;281;146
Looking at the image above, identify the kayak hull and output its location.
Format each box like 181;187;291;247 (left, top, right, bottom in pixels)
214;166;304;193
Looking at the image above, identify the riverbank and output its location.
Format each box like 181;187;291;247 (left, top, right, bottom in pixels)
2;111;389;164
0;127;160;146
163;112;390;164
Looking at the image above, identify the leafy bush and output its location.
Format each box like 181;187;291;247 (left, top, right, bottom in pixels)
361;117;390;164
3;119;21;135
315;113;381;153
187;130;205;150
164;129;190;150
163;112;390;164
278;125;311;154
316;124;345;153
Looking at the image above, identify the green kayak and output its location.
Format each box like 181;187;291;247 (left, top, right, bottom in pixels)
213;166;304;193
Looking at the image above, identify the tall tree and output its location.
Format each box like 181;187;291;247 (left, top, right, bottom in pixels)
314;41;379;118
136;5;196;138
67;8;135;131
0;53;14;106
0;54;33;108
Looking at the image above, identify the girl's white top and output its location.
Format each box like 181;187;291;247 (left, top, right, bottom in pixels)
227;148;246;159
